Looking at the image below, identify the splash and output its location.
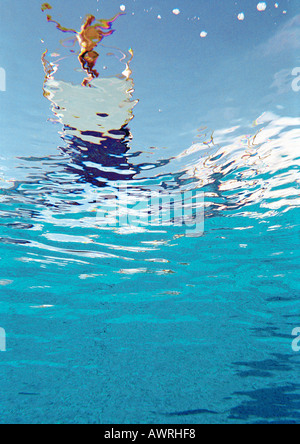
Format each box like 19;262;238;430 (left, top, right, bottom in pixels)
42;4;125;86
122;47;134;79
37;3;300;232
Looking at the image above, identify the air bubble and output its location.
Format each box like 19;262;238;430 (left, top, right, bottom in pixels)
257;2;267;11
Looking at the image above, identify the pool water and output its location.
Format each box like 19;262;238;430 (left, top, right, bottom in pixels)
0;0;300;424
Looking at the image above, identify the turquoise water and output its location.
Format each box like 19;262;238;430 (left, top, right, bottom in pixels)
0;0;300;424
0;200;299;423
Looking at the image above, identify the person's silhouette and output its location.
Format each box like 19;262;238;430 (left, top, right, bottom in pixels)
43;5;124;86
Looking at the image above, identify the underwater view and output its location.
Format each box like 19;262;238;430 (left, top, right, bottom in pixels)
0;0;300;425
